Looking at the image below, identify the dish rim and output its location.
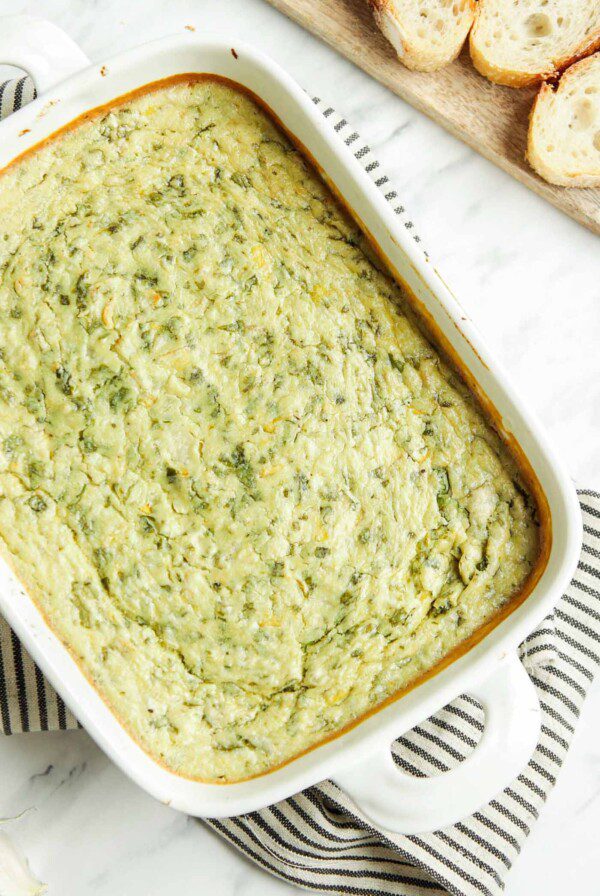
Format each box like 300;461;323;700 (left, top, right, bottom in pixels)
0;31;582;817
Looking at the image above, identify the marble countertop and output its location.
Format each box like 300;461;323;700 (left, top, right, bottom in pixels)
1;1;599;893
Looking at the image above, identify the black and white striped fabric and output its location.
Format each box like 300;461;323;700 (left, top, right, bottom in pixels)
0;75;35;120
1;77;599;896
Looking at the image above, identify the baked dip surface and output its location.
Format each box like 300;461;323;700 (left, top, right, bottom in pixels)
0;78;541;781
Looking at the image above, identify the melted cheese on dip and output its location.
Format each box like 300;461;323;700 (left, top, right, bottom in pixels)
0;79;540;781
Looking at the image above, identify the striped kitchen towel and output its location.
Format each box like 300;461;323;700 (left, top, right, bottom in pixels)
1;76;599;896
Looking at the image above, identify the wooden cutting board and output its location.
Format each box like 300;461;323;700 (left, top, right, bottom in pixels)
265;0;600;235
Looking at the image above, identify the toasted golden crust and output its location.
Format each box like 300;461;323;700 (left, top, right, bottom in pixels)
0;77;540;782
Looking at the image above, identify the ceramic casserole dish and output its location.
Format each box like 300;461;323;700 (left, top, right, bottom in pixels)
0;15;582;833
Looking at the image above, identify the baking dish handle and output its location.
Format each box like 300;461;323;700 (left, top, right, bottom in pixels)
0;15;89;95
331;652;540;835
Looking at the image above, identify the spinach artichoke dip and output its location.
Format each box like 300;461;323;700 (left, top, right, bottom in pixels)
0;77;542;782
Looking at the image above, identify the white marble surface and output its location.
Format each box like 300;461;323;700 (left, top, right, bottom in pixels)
0;0;599;892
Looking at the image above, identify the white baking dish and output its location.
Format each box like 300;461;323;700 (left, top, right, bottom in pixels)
0;15;582;834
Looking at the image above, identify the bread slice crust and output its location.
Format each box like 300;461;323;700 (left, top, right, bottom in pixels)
470;1;600;88
527;52;600;187
369;0;476;72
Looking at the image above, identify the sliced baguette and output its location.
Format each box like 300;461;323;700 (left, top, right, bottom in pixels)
470;0;600;87
527;52;600;187
368;0;476;72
